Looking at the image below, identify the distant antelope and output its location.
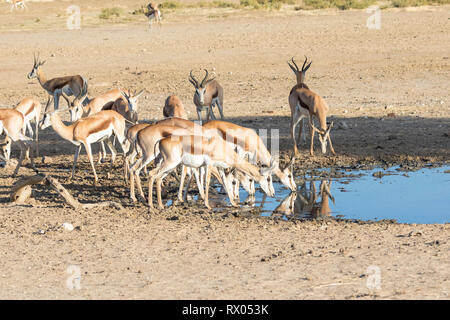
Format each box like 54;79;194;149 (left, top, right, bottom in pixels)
40;109;129;184
6;0;26;11
288;57;335;156
163;95;188;120
13;97;41;157
0;108;35;176
28;53;89;114
145;2;162;29
189;69;224;122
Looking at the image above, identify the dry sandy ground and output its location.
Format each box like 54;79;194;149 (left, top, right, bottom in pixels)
0;2;449;299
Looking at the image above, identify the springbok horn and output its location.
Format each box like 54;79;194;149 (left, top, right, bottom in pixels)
189;70;199;87
291;57;300;72
200;69;209;87
302;56;312;72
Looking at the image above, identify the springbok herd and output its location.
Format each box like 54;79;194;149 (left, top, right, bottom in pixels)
0;54;335;211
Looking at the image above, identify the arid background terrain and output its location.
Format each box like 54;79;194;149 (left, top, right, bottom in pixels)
0;0;449;299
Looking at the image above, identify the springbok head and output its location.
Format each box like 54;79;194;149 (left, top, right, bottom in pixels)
237;169;255;196
69;83;89;122
277;155;296;191
221;168;240;205
119;88;145;123
28;53;46;79
311;122;334;154
259;159;278;197
287;56;312;85
188;69;215;105
40;108;67;130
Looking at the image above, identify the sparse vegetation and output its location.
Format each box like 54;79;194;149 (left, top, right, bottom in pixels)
391;0;449;7
99;7;124;19
138;0;450;15
159;1;182;9
298;0;376;10
240;0;297;10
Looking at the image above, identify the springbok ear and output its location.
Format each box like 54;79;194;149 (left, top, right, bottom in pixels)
287;155;295;169
118;87;129;100
326;122;334;134
270;158;278;171
135;89;145;99
39;60;46;66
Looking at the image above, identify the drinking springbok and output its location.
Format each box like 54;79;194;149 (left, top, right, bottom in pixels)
202;120;296;191
148;134;277;210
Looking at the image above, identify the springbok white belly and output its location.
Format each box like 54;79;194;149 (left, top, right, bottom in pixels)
181;153;208;168
84;126;114;145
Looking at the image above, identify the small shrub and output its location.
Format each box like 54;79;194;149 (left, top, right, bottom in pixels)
99;7;123;19
159;1;182;9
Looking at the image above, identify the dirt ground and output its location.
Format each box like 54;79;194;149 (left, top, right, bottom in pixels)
0;1;449;299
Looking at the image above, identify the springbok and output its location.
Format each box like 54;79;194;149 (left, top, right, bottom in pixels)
145;2;162;29
28;53;89;114
163;95;188;120
148;134;277;210
13;97;41;157
0;108;35;176
189;69;224;122
111;88;145;125
40;109;129;184
127;117;257;203
70;88;130;122
124;117;199;186
70;88;138;163
124;122;151;182
288;57;335;156
6;0;26;11
202;120;296;191
129;122;206;203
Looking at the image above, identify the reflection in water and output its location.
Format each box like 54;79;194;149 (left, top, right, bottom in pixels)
273;180;335;220
190;165;449;224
